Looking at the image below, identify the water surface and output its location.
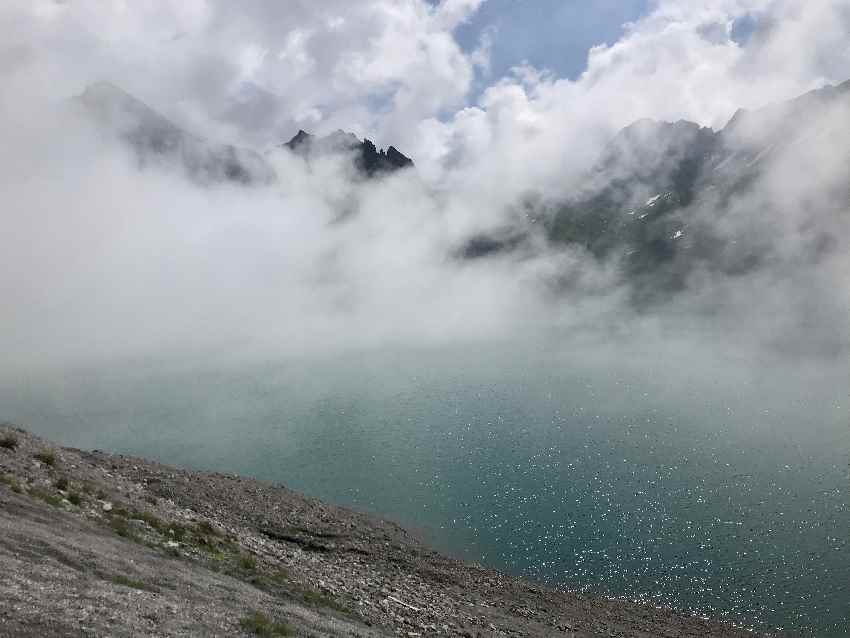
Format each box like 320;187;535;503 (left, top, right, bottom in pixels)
2;341;847;636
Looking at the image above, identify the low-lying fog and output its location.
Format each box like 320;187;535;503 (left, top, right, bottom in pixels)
2;2;849;635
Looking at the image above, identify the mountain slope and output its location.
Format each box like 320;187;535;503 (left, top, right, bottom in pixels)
461;80;850;305
77;82;276;185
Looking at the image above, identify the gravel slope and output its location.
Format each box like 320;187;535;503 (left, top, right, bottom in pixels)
0;424;789;637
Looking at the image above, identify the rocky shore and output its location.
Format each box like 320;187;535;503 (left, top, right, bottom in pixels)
0;424;785;637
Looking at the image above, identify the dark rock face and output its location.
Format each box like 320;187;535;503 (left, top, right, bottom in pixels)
284;129;414;177
78;82;275;185
284;129;314;151
456;231;529;260
460;80;850;306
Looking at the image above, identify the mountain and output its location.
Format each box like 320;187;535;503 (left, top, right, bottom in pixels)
283;129;414;176
461;80;850;305
77;82;415;183
78;82;276;185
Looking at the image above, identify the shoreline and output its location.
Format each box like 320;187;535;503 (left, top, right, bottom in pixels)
0;423;790;637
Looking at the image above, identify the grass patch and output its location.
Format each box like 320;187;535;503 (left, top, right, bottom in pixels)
68;492;83;506
248;568;290;593
111;574;157;592
238;554;257;571
239;611;293;637
109;516;139;541
196;520;222;537
303;590;350;614
167;523;188;541
29;485;62;507
0;474;23;493
268;568;289;584
33;450;56;467
0;434;18;450
131;509;165;532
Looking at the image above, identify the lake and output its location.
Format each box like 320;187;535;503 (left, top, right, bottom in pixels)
2;339;847;636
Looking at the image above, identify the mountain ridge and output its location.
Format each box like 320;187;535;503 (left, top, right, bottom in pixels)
283;128;414;176
76;82;414;184
461;79;850;307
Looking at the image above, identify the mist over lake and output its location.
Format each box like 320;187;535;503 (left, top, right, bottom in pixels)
4;3;850;637
4;338;846;636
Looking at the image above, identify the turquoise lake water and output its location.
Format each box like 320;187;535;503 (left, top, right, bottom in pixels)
3;341;847;636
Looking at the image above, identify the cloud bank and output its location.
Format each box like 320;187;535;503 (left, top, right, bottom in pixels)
0;0;848;373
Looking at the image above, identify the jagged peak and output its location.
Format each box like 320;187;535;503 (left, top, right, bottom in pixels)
282;128;413;175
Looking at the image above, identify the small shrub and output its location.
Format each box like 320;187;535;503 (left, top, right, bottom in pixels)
111;574;157;592
196;520;222;537
249;568;290;593
238;554;257;571
238;611;293;637
54;477;69;491
269;568;289;584
68;492;82;506
29;486;62;507
303;590;350;614
109;516;137;540
168;523;187;541
0;434;18;450
0;474;23;493
33;450;56;467
132;509;165;532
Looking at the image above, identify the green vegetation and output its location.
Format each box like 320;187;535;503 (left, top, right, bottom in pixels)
109;516;138;540
238;554;257;571
33;450;56;467
131;509;165;532
247;568;291;592
196;520;222;537
238;611;293;637
0;434;18;450
110;574;158;592
167;522;188;541
303;590;350;614
68;492;83;506
79;481;97;495
268;568;289;584
29;485;62;507
54;476;69;491
0;474;23;493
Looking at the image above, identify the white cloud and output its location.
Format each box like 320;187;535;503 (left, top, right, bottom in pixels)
0;0;481;148
414;0;850;206
0;0;848;371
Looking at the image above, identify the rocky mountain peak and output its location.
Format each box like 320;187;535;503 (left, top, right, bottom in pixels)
283;129;414;176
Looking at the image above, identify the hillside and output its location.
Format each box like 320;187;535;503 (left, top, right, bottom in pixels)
0;424;784;637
